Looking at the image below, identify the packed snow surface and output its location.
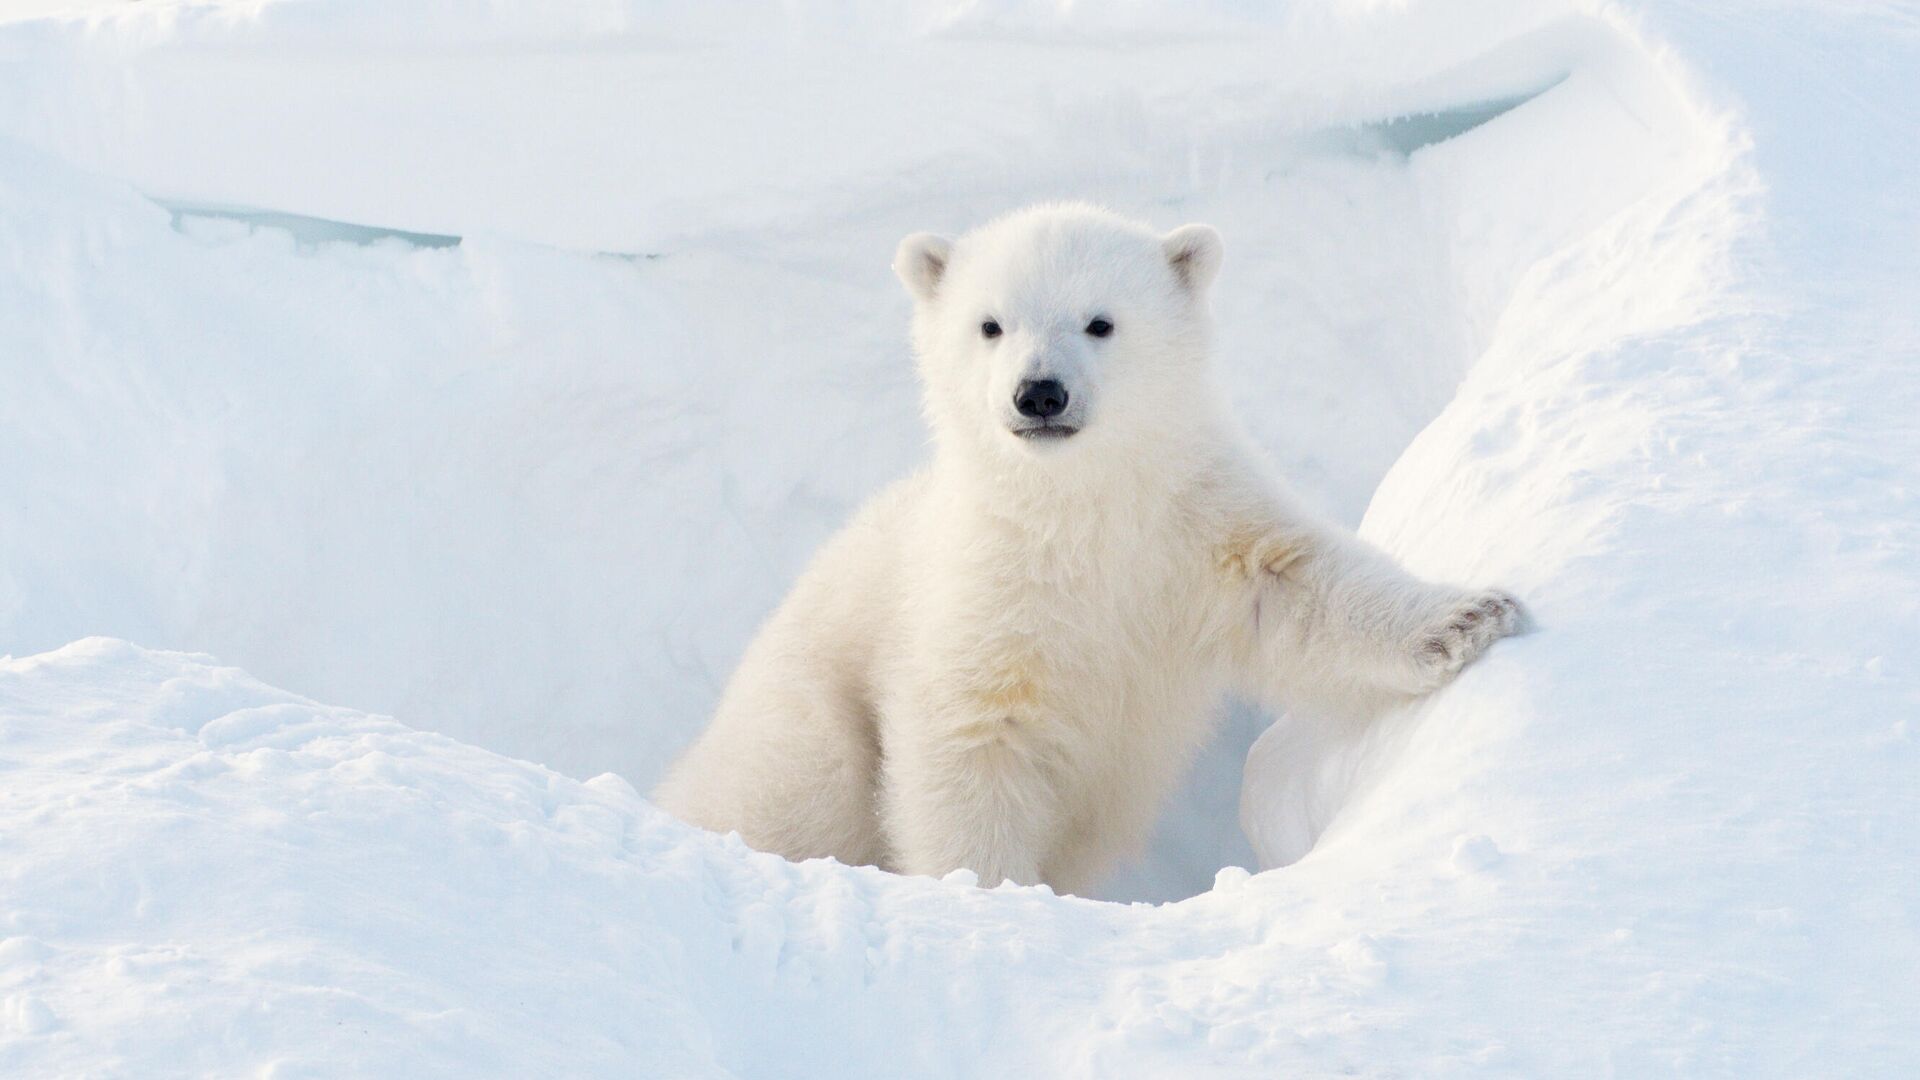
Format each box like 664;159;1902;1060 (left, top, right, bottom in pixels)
3;0;1917;1075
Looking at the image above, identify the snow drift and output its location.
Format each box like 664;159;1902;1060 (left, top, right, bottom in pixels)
3;0;1916;1075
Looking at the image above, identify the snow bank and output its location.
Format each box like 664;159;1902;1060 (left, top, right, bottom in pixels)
0;638;1099;1076
2;0;1573;899
3;0;1917;1074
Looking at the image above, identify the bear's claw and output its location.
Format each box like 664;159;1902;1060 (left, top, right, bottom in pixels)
1411;590;1525;686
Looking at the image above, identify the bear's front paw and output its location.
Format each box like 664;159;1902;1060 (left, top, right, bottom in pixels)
1409;590;1525;688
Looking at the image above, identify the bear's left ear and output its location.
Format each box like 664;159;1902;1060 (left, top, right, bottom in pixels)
1162;224;1223;295
894;232;954;304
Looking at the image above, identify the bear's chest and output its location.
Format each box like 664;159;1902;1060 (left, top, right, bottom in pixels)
917;525;1213;731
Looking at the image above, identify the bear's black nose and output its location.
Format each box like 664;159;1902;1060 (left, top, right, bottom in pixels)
1014;379;1070;419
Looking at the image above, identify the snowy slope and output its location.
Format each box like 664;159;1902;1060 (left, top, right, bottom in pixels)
3;0;1918;1075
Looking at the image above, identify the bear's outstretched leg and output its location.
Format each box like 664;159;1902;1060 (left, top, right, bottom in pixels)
1220;515;1526;707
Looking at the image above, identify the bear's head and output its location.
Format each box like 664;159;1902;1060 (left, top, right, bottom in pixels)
893;204;1223;469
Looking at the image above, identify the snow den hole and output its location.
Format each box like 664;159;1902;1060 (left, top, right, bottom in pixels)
25;18;1701;906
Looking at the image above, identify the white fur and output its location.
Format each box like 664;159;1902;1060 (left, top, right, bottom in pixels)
653;204;1522;894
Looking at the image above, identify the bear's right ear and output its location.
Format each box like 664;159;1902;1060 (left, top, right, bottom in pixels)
1162;224;1223;295
893;232;953;304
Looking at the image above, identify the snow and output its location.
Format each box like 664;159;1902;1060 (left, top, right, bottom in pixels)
3;0;1917;1074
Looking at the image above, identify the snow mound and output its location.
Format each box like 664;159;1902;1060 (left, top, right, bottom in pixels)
0;638;1025;1076
2;0;1652;901
4;0;1918;1074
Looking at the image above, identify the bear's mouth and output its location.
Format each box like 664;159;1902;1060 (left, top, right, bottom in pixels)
1011;424;1079;441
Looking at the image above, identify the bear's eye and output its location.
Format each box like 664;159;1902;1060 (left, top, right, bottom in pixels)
1085;318;1114;338
981;320;1002;339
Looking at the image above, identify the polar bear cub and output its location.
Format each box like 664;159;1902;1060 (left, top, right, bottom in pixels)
653;203;1522;894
